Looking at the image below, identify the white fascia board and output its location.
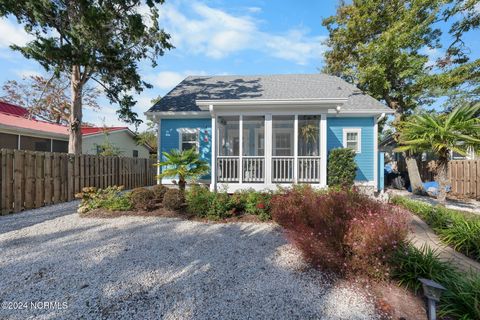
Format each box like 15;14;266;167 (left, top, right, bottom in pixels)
0;125;68;140
144;111;211;119
327;109;395;115
197;98;348;110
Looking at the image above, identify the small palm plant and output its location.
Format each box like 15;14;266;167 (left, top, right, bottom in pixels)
396;104;480;203
156;149;209;192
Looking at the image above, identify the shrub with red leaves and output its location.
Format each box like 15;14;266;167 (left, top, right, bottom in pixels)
271;186;409;278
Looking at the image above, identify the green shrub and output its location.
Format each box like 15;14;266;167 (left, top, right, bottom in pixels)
439;271;480;320
185;187;273;220
102;195;134;211
392;196;480;261
208;191;233;219
152;184;168;202
185;185;214;217
391;243;480;319
391;244;457;293
76;186;132;213
129;187;156;211
244;190;272;220
163;188;184;210
327;148;357;187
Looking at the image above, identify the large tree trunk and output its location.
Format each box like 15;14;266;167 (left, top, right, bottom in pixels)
389;103;424;195
69;65;83;154
405;155;425;195
436;157;449;204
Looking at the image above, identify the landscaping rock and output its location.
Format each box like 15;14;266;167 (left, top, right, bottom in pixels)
0;204;380;319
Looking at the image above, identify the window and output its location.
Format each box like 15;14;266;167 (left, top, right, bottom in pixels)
179;129;199;151
96;145;103;155
343;128;361;153
52;140;68;153
133;150;139;158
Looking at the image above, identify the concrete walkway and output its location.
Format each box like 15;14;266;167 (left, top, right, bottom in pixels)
388;189;480;215
408;214;480;273
389;189;480;214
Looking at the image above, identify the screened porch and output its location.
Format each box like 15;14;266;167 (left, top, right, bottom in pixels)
213;114;326;188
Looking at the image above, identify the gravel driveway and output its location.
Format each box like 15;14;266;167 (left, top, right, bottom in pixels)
0;202;379;320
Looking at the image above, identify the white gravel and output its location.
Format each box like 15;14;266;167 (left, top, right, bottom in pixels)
0;202;379;320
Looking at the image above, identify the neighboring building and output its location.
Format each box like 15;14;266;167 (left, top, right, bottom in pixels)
82;127;152;158
0;102;69;152
146;74;393;192
0;101;151;158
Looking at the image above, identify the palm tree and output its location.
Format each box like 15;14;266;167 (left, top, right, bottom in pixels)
157;149;209;192
396;104;480;203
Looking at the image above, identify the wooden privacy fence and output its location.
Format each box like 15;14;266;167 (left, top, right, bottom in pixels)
449;160;480;200
0;149;157;214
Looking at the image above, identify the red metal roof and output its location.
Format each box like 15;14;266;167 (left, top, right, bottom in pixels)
0;101;29;117
81;126;129;135
0;112;68;136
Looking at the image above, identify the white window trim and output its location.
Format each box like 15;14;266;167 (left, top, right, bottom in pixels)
343;128;362;153
178;128;200;151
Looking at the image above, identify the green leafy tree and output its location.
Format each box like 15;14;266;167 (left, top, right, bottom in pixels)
157;149;209;192
396;104;480;202
427;0;480;111
0;0;172;154
136;120;157;155
322;0;443;193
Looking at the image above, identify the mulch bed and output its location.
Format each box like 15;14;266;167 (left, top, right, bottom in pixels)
80;206;268;224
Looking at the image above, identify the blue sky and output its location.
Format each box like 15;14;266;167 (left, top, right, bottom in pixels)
0;0;478;131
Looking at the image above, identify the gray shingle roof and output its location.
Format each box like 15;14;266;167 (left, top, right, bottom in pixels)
147;74;391;113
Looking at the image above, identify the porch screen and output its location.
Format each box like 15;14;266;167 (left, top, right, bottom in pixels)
242;116;264;156
218;116;239;156
298;115;320;156
272;115;294;156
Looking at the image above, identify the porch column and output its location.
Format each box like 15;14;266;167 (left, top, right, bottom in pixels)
373;115;379;191
239;115;243;184
210;114;217;192
156;117;162;185
320;113;327;186
265;113;272;185
293;114;298;184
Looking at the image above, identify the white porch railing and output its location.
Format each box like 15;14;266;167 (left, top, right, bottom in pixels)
272;157;294;183
217;156;321;184
298;157;321;183
217;157;239;182
243;157;264;182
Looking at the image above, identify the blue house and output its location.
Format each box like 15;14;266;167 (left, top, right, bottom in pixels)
146;74;392;192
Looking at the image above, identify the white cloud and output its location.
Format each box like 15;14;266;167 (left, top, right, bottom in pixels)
265;29;326;65
0;19;32;48
421;47;442;67
15;69;42;79
158;2;326;65
147;70;207;90
246;7;262;14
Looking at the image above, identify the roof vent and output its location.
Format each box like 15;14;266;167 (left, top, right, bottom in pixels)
353;88;362;94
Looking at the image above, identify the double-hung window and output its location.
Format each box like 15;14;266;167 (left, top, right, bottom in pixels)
179;129;199;151
343;128;361;153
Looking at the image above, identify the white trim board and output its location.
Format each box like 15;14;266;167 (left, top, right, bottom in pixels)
342;128;362;153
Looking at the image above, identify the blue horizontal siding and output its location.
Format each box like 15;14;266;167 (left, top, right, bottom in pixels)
160;118;212;179
327;117;375;181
